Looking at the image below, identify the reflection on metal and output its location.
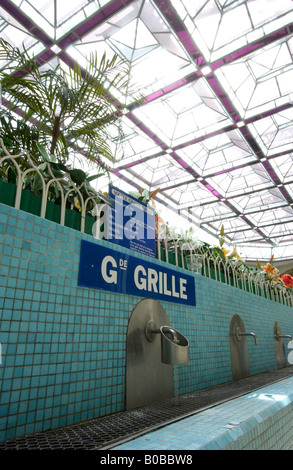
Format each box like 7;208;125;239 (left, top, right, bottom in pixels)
274;322;292;369
157;237;293;307
126;299;190;410
161;326;189;365
126;299;173;410
229;314;257;380
235;327;258;346
146;324;190;365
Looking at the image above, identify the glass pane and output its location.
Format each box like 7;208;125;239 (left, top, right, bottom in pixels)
206;164;273;197
170;0;293;61
216;37;293;120
248;109;293;156
232;188;287;213
1;0;293;259
176;130;256;177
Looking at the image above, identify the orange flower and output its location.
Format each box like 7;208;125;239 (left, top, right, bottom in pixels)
262;263;276;274
261;263;280;282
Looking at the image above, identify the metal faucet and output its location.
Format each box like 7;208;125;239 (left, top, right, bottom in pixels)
275;333;293;342
145;321;180;344
236;327;258;345
152;326;180;343
161;326;180;344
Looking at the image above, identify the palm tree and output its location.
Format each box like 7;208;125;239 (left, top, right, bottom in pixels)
0;38;135;168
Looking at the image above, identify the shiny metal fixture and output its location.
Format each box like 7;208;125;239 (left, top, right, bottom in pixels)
274;332;293;342
235;327;258;345
274;322;291;369
145;323;179;343
145;322;189;365
126;299;190;410
229;314;257;380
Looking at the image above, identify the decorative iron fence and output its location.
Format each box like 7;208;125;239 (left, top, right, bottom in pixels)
1;138;292;307
0;138;103;236
156;237;293;308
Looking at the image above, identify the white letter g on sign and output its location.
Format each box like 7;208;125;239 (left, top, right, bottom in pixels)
101;256;118;284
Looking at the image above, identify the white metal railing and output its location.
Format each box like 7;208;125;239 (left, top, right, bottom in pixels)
0;138;100;233
156;235;293;307
1;138;292;307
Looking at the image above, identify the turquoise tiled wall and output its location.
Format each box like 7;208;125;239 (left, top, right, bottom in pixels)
1;202;293;442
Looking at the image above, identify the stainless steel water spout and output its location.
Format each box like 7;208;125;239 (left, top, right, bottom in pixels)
160;326;180;344
236;327;258;345
145;322;179;343
275;333;293;342
144;321;189;364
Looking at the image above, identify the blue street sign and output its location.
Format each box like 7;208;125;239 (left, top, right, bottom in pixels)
78;240;196;306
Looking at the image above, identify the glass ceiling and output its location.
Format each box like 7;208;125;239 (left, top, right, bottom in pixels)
1;0;293;261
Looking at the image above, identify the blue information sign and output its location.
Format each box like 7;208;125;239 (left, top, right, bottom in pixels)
107;185;156;258
78;240;196;306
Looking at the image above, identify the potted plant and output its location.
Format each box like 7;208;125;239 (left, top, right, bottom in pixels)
0;38;138;233
0;38;136;166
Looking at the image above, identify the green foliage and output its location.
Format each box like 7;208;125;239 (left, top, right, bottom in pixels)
0;38;140;214
0;108;46;167
0;38;138;167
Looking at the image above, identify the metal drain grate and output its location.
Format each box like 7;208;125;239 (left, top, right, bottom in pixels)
1;366;293;451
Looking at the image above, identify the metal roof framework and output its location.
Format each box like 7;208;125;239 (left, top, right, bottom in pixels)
1;0;293;261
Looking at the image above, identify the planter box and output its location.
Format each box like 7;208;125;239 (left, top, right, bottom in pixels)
0;178;95;235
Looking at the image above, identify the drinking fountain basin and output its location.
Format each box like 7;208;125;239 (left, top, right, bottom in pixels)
145;321;190;365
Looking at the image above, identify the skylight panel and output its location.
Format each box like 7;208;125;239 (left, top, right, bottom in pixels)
128;47;194;97
126;158;188;188
216;0;247;9
284;183;293;199
213;4;251;51
9;0;92;39
176;138;256;177
249;0;293;29
66;41;118;70
192;201;234;223
240;245;272;256
273;244;293;259
248;110;293;156
215;37;293;120
108;18;158;61
265;221;293;237
55;0;87;25
207;164;273;198
246;206;293;225
209;216;250;233
231;228;267;242
70;0;196;100
232;188;287;213
165;182;217;208
133;78;232;147
171;0;293;62
25;0;55;24
17;2;55;38
270;154;293;184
